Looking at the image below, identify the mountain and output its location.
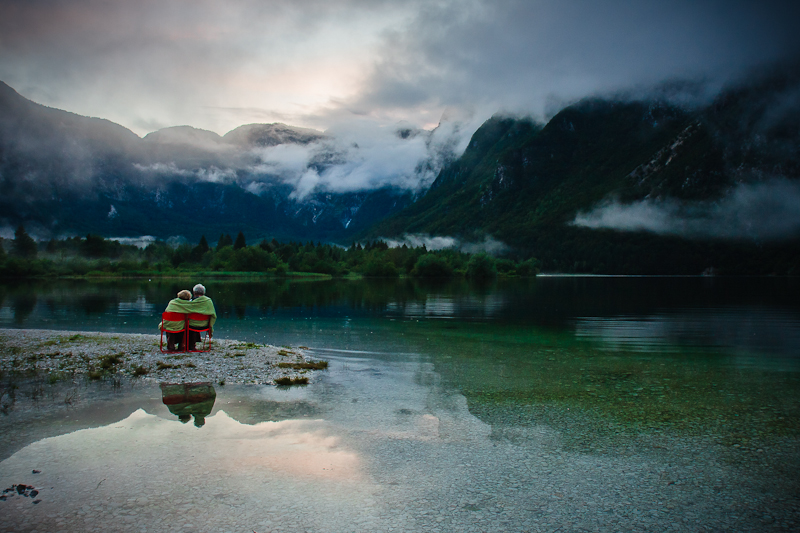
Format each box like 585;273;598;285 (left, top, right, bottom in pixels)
2;65;799;275
367;65;800;274
0;81;413;242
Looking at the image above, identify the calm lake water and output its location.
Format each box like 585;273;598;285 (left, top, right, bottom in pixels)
1;276;799;532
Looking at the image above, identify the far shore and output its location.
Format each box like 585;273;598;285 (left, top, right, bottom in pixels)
0;328;326;386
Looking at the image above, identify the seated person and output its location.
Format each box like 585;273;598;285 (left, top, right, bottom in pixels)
186;284;217;350
159;290;192;351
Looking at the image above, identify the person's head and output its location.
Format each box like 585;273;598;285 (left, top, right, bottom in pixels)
177;290;191;300
193;284;206;298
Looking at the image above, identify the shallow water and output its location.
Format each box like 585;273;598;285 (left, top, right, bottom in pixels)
1;277;799;531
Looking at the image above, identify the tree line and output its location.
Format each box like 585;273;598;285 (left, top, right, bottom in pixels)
0;226;540;279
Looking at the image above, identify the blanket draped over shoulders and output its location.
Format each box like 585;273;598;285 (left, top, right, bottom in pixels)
159;295;217;332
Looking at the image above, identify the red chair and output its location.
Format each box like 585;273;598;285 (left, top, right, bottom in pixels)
186;313;213;352
160;312;188;353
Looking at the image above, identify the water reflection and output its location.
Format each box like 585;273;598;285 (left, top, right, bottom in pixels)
0;277;799;358
575;307;800;358
160;382;217;427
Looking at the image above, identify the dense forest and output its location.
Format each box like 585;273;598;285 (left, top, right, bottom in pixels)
0;226;539;280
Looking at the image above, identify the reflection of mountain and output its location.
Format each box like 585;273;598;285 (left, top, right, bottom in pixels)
574;308;800;360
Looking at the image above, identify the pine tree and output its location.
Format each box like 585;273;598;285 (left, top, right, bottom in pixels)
198;235;210;253
13;225;38;258
217;233;233;250
233;232;246;250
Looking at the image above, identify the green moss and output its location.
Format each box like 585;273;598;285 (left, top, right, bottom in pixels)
277;360;328;370
275;376;309;386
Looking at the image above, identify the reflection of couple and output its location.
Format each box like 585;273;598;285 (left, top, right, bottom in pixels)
160;283;217;351
160;382;216;428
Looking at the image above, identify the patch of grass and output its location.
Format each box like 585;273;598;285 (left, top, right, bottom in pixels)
275;376;309;386
87;370;104;380
47;372;63;385
131;365;149;377
277;360;329;370
99;353;124;370
233;342;262;349
184;362;196;368
156;361;178;370
218;379;226;386
68;334;87;342
277;350;294;356
298;346;309;350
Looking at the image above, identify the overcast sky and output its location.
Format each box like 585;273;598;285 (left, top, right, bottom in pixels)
1;0;798;137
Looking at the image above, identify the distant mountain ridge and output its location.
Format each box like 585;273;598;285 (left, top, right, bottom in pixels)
0;81;413;241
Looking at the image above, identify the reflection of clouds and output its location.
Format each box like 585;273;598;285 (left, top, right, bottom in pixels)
575;307;800;359
0;409;379;531
386;294;508;319
207;413;363;481
2;409;364;483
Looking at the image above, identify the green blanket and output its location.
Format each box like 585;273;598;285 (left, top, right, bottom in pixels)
159;295;217;332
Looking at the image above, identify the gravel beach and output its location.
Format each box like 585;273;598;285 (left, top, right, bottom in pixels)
0;328;323;385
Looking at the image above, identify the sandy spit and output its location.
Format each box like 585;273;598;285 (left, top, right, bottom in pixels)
0;328;322;385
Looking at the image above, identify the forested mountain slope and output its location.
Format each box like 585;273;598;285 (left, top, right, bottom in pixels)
367;67;800;274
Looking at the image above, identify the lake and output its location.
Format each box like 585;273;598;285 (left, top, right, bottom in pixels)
1;276;799;532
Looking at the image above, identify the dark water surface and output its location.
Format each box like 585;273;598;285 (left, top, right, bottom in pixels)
1;276;799;531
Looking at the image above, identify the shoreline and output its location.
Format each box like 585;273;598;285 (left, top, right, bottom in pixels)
0;328;324;385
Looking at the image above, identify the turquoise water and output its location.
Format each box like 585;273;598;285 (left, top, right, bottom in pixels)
1;277;799;531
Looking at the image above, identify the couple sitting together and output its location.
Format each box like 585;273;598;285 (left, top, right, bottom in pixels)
160;283;217;351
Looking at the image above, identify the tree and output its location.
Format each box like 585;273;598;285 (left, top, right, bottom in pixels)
81;234;108;258
191;235;210;263
12;225;37;258
233;232;246;250
216;234;233;250
516;258;541;276
412;254;454;277
466;253;497;280
198;235;210;254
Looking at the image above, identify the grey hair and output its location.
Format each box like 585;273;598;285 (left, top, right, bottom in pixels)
192;284;206;295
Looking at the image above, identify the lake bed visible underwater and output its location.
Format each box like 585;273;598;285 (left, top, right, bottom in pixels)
1;277;799;532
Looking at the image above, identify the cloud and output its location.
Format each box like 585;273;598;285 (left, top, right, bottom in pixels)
3;0;799;206
235;114;470;198
4;0;798;137
572;179;800;241
133;162;237;183
459;235;509;255
382;234;459;250
350;0;800;121
108;235;156;249
380;233;510;254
